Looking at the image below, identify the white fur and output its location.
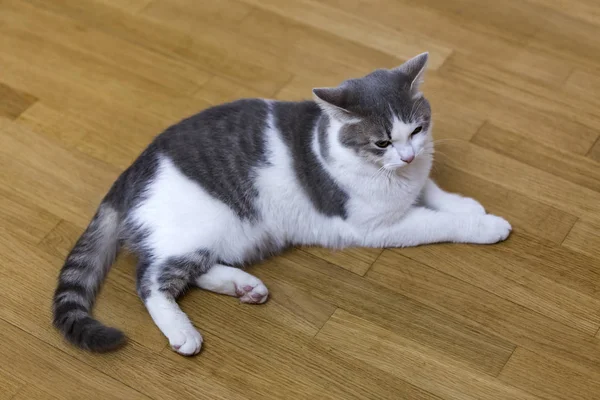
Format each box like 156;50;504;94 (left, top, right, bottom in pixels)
145;294;203;355
132;100;511;355
196;264;268;304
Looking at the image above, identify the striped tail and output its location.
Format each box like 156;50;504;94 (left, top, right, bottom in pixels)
52;203;125;352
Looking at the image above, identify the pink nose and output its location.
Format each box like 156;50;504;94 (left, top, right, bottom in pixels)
402;155;415;164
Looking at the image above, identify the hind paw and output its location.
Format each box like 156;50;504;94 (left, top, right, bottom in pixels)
236;282;269;304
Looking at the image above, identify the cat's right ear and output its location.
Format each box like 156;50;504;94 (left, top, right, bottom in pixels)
313;87;360;123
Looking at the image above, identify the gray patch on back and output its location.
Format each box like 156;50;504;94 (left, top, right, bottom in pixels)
273;101;349;219
150;99;270;221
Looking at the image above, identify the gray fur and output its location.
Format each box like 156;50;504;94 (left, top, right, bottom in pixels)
313;56;431;157
52;204;125;352
153;99;270;221
156;250;212;297
273;101;349;219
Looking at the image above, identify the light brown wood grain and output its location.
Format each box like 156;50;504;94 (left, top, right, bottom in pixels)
0;320;152;400
500;347;600;400
0;370;22;400
425;73;599;155
472;123;600;193
563;219;600;261
435;140;600;221
11;385;61;400
238;0;453;69
316;309;538;400
0;119;121;227
395;233;600;335
320;0;573;86
439;53;600;135
1;0;600;398
0;187;61;245
589;139;600;163
259;251;516;376
300;246;382;275
16;102;92;149
0;82;36;119
431;164;577;244
367;250;600;374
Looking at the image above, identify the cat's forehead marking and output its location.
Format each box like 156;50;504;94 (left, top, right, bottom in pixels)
390;113;417;142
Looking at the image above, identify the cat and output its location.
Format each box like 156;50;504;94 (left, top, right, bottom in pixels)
52;52;511;356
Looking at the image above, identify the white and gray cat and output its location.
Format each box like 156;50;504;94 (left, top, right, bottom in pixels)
53;52;511;356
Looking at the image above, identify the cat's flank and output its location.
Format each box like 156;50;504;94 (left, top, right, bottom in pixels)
52;52;511;356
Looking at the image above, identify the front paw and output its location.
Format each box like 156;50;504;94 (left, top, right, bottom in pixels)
471;214;512;244
453;197;486;215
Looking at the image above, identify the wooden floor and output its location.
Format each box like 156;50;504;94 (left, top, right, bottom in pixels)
1;0;600;399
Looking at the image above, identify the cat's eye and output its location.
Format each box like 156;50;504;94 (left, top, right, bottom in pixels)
411;126;423;136
375;140;391;148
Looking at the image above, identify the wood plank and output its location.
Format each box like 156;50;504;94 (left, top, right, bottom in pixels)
27;0;291;96
238;0;452;69
0;82;37;119
236;8;403;73
0;119;121;227
0;320;151;400
140;0;253;30
425;72;598;155
319;0;572;86
529;9;600;71
316;309;539;400
11;385;61;400
141;0;378;85
589;139;600;163
523;0;600;28
194;76;263;105
0;187;61;245
258;250;516;376
563;219;600;261
300;247;382;276
0;6;211;122
438;52;600;136
566;69;600;103
431;164;577;244
2;0;211;96
0;369;22;400
499;347;600;400
159;307;441;400
16;102;91;149
394;232;600;335
99;0;152;13
472;123;600;193
489;233;600;301
435;140;600;221
367;250;600;374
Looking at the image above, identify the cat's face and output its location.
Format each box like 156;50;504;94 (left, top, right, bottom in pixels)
313;52;432;170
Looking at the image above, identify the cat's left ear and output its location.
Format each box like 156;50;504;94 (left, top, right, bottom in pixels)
312;87;359;123
393;52;429;97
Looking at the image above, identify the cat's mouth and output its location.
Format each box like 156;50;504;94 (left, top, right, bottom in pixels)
382;161;412;170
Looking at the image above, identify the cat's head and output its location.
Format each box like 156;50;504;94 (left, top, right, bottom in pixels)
313;52;432;170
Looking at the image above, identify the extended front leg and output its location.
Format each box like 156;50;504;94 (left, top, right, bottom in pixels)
420;179;486;215
353;206;511;248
